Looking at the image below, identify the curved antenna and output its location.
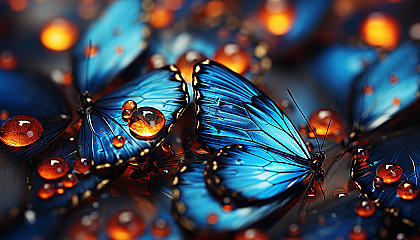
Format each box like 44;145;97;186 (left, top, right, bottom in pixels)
287;89;320;150
320;99;338;150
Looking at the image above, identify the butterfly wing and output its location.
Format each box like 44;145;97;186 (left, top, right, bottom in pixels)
206;145;311;201
73;0;150;95
351;127;420;226
78;66;188;166
172;162;300;232
0;70;71;168
349;42;420;133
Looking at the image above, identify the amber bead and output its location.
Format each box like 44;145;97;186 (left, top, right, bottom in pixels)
106;210;145;240
161;142;173;152
397;181;419;200
151;218;171;239
376;161;402;183
348;224;367;240
353;148;369;161
0;115;43;147
128;107;165;139
308;109;342;136
355;199;375;217
122;100;137;112
38;157;69;180
73;157;92;174
214;43;250;74
62;173;78;188
112;135;125;148
176;50;206;83
37;183;55;199
206;213;219;225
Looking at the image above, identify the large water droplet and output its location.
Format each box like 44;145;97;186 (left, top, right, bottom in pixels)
128;107;165;139
38;157;69;180
0;115;43;147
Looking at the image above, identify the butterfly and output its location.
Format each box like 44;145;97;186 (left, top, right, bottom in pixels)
0;0;189;211
172;59;329;232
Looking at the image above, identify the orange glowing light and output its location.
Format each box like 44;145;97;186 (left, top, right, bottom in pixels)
38;157;69;180
206;213;219;225
0;51;18;70
150;5;174;29
176;50;206;83
376;161;402;183
355;199;375;217
397;181;419;200
392;97;401;106
234;228;269;240
84;45;99;58
360;12;400;50
204;1;226;18
128;107;165;139
37;183;55;199
40;18;79;51
0;115;43;147
259;0;294;36
214;43;250;74
162;0;184;11
106;210;145;240
72;157;92;174
8;0;28;12
308;109;343;136
151;219;171;239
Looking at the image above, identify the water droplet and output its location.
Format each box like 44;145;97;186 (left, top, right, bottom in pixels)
176;50;206;83
56;182;65;194
122;109;132;121
288;223;300;237
115;45;124;55
37;183;55;199
258;0;294;36
376;161;402;183
72;157;92;174
84;45;99;58
0;109;9;120
214;43;250;74
392;97;401;106
355;199;375;217
40;18;79;51
38;157;69;180
222;197;235;212
106;210;145;240
363;85;374;96
112;135;125;148
306;186;316;198
317;215;325;225
373;176;384;188
352;148;369;161
397;181;419;200
206;213;219;225
0;51;18;70
162;142;173;152
233;228;269;240
360;12;400;50
299;123;309;135
348;224;367;240
69;213;100;240
150;5;174;29
128;107;165;139
0;115;43;147
390;75;398;84
122;100;137;112
62;173;78;188
151;218;171;239
308;109;342;136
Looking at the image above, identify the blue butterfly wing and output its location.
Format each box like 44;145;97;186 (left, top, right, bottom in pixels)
172;162;300;232
193;60;310;159
0;167;26;223
205;145;311;201
27;137;122;212
78;66;188;166
351;127;420;226
0;70;71;167
350;42;420;132
73;0;150;95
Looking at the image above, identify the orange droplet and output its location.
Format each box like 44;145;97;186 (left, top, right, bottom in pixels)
348;224;367;240
8;0;28;12
40;18;79;51
363;85;373;96
62;173;78;188
306;186;316;198
128;107;165;139
373;176;384;188
84;45;99;58
122;100;137;112
288;223;300;237
214;43;250;74
392;97;401;106
206;213;219;225
162;0;184;11
308;109;342;136
234;228;269;240
151;218;171;239
397;181;419;200
113;135;125;148
147;54;167;71
37;183;55;199
317;215;325;225
258;0;294;36
0;115;43;147
376;161;402;183
56;183;65;194
352;148;369;161
38;157;69;180
69;213;100;240
162;142;173;152
0;110;9;120
115;45;124;55
61;68;73;85
360;12;400;50
150;5;173;29
0;51;18;70
72;157;92;174
222;197;235;212
122;109;132;121
355;199;375;217
106;210;145;240
176;50;206;83
299;123;309;135
389;75;398;84
204;1;225;18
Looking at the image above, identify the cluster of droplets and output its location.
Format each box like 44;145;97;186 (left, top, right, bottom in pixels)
121;100;165;141
362;75;402;107
352;148;419;200
0;115;43;147
37;156;92;199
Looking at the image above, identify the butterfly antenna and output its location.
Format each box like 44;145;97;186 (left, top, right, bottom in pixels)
318;181;326;204
320;99;338;150
297;175;315;215
287;89;320;150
